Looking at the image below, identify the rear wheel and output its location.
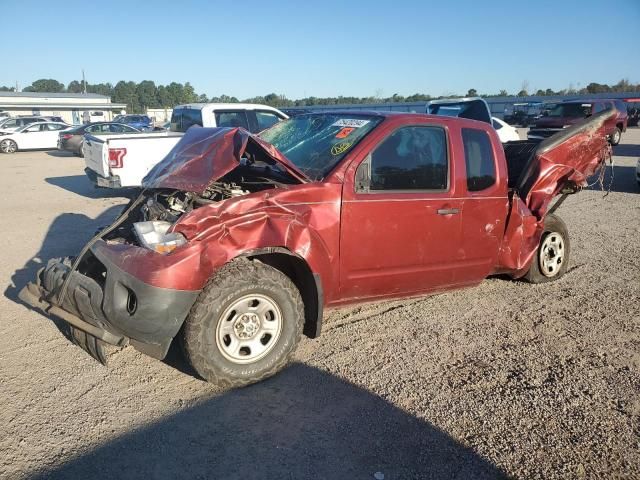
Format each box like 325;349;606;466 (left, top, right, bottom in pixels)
610;127;621;146
524;214;570;283
0;139;17;153
77;140;84;157
181;259;304;388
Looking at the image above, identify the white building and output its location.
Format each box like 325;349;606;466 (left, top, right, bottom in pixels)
0;92;127;125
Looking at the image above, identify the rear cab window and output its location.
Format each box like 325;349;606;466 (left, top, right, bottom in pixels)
462;128;496;191
170;108;203;132
256;111;283;131
215;111;250;130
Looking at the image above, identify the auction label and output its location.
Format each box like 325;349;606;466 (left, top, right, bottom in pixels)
332;119;370;128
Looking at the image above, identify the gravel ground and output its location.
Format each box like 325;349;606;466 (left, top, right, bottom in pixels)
1;130;639;480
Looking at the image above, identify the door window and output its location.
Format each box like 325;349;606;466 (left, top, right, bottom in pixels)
215;111;250;129
2;119;18;128
369;126;448;191
462;128;496;191
25;124;46;132
256;111;282;131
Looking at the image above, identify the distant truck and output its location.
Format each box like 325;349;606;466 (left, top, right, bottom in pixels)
83;104;287;188
528;100;626;145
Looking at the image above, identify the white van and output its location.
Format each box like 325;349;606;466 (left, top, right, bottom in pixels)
83;103;288;188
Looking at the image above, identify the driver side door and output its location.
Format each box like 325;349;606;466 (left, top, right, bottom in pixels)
339;124;463;301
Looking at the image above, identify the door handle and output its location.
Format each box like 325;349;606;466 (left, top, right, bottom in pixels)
437;208;459;215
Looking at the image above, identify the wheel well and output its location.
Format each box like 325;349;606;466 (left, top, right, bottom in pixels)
245;250;323;339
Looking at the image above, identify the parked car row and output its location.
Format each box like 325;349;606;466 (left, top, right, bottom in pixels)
527;99;628;145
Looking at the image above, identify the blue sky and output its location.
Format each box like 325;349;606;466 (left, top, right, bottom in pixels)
3;0;639;99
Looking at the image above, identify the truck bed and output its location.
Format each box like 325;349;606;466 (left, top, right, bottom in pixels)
503;140;541;189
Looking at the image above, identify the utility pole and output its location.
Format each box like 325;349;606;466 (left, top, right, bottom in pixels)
82;69;87;94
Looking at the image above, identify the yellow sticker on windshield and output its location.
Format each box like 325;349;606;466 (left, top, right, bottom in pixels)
331;141;352;156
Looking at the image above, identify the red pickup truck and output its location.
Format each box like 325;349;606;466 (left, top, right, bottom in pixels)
20;109;613;387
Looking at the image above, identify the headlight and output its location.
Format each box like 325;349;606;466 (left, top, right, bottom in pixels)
133;221;187;254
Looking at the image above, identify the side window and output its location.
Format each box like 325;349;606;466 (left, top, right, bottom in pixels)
462;128;496;191
594;102;606;113
3;119;17;128
46;124;65;131
215;111;250;129
25;124;42;132
369;126;448;191
492;119;503;130
255;111;281;131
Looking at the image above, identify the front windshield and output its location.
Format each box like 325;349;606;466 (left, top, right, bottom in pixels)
547;103;591;118
258;113;383;180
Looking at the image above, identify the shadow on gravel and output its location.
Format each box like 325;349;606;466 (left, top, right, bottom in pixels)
46;150;76;158
588;165;638;194
28;363;507;480
45;175;138;199
612;144;640;158
5;207;125;340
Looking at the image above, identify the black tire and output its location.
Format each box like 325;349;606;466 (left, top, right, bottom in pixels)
181;259;304;387
610;127;621;146
524;214;570;284
0;139;17;153
77;140;84;157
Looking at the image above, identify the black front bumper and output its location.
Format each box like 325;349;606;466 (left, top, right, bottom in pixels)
84;167;122;188
20;243;199;363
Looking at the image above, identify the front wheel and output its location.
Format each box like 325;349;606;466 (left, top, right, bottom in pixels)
0;139;17;153
181;259;304;388
524;214;570;283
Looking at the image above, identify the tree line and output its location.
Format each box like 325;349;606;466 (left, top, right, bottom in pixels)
1;78;638;112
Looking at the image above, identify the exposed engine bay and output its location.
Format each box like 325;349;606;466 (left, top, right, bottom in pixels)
103;163;295;248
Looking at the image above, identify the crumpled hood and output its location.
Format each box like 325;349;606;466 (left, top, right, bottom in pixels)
142;126;309;193
518;108;615;219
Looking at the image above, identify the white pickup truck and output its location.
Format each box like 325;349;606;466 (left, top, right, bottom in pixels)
83;103;287;188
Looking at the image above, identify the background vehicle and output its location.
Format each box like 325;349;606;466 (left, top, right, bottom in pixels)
492;117;520;142
113;114;153;131
503;102;544;127
84;103;288;188
58;122;140;156
82;111;107;124
0;116;48;133
42;115;67;123
21;110;614;387
0;122;69;153
624;98;640;127
528;100;624;144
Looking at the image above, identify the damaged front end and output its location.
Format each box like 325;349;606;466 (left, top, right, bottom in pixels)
19;127;306;364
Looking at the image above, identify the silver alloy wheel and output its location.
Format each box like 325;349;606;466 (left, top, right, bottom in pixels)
216;293;283;364
612;129;621;144
0;139;16;153
539;231;565;277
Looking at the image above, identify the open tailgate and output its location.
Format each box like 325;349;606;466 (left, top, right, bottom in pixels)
84;135;109;178
517;108;614;219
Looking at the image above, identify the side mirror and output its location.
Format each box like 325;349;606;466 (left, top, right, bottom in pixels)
355;158;371;193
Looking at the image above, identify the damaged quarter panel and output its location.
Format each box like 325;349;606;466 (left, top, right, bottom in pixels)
498;109;614;275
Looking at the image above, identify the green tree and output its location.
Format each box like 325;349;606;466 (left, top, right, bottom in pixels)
467;88;477;97
23;78;65;92
114;81;140;112
136;80;158;109
67;80;83;93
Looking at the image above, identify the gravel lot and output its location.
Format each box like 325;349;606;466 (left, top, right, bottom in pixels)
1;130;639;480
